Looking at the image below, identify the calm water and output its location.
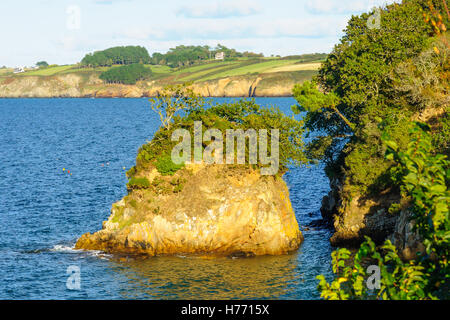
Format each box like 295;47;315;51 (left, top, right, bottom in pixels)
0;97;333;299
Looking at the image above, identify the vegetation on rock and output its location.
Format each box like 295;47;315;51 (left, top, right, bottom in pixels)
127;83;307;178
76;84;307;256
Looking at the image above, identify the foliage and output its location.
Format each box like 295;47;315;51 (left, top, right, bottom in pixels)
292;0;449;197
150;44;263;67
390;34;450;111
99;64;152;84
135;84;307;176
127;177;151;190
317;237;431;300
155;154;185;176
384;123;449;279
36;61;49;68
81;46;150;67
149;82;204;130
432;112;450;155
317;123;449;300
292;80;354;131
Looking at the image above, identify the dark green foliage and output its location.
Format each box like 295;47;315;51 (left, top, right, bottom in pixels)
292;0;449;197
127;177;151;189
155;154;185;176
81;46;150;67
36;61;49;68
99;64;152;84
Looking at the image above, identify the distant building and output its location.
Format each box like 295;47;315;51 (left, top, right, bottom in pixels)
13;67;25;74
215;52;225;60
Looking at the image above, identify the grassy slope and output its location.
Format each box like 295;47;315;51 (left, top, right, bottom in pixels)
19;65;74;76
0;57;322;91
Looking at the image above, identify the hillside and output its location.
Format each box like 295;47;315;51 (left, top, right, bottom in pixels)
0;56;322;98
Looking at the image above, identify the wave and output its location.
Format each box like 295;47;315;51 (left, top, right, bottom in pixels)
23;243;112;260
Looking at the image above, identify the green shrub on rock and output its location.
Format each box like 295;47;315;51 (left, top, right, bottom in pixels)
127;177;151;190
155;154;185;176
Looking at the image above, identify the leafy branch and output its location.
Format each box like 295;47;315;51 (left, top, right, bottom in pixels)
149;82;204;130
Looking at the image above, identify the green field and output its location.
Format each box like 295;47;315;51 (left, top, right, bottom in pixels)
201;59;299;81
20;65;74;76
1;57;322;86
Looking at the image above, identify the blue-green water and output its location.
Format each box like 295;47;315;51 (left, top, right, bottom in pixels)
0;97;333;299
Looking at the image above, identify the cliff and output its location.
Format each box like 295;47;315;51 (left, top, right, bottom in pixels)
321;105;448;259
0;73;302;98
76;163;303;256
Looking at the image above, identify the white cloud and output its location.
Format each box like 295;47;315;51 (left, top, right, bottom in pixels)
305;0;399;15
176;0;262;19
93;0;132;5
119;15;347;42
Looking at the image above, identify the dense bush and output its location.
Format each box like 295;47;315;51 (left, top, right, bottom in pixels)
126;177;151;190
292;0;449;197
133;84;307;176
36;61;49;68
155;154;185;176
99;64;152;84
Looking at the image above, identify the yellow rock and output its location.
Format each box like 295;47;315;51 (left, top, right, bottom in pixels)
75;165;303;256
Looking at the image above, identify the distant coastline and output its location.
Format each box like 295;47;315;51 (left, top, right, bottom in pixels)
0;74;315;98
0;58;321;98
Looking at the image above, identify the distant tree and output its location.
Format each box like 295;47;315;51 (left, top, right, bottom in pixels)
99;64;152;85
36;61;49;68
80;46;151;67
149;82;203;130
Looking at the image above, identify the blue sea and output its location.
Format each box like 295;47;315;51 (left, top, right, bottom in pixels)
0;97;333;299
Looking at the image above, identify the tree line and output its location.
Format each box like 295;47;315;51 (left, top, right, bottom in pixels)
150;44;264;67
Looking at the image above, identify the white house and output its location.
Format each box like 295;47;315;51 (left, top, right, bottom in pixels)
13;67;25;74
215;52;225;60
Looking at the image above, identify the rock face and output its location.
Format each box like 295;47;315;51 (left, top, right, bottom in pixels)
389;209;424;260
321;178;397;247
321;178;423;259
327;192;398;247
0;74;297;98
76;164;303;256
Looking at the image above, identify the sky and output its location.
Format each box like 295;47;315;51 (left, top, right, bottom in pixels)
0;0;399;67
